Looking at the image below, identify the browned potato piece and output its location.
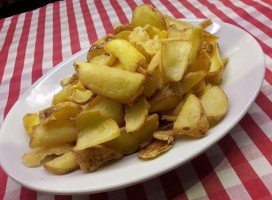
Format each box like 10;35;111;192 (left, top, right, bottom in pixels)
138;139;173;159
197;19;213;29
153;130;174;143
87;34;115;62
205;41;224;85
60;73;78;87
44;151;79;175
173;94;209;137
114;23;132;34
164;14;193;30
125;97;149;133
30;120;77;148
74;61;145;102
39;102;82;125
73;145;123;172
75;111;120;150
22;144;72;167
200;85;228;123
105;114;159;154
132;4;167;30
23;113;40;137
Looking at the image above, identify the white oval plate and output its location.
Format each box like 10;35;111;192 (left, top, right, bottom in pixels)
0;19;265;195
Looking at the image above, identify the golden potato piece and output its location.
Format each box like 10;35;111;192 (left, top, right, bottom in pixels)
173;94;209;137
60;73;78;87
149;82;183;113
129;27;161;56
132;4;167;30
84;95;124;126
73;145;123;172
89;54;117;67
187;49;211;73
138;139;173;159
114;23;132;34
51;84;74;105
30;120;77;148
44;151;79;175
125;97;149;133
75;110;120;150
205;41;224;85
161;40;192;81
153;130;174;143
39;102;82;125
72;88;93;104
164;14;193;30
23;113;40;137
181;71;206;95
200;85;228;123
143;67;162;97
105;114;159;154
74;61;145;102
22;144;72;167
147;50;161;75
87;34;115;62
104;39;146;72
197;19;213;29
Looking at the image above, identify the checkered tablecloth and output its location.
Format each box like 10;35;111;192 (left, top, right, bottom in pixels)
1;0;272;199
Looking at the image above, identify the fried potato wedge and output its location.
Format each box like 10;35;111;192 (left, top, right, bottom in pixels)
164;14;193;30
60;73;78;87
187;49;211;73
89;54;117;66
74;145;123;172
181;71;206;94
153;130;174;143
138;139;173;159
125;97;149;133
39;102;82;125
104;39;146;71
74;61;145;102
84;95;124;126
105;114;159;154
173;94;209;137
131;4;167;30
22;144;72;167
23;113;40;137
161;40;192;81
75;111;120;150
143;67;162;97
51;84;74;105
72;88;93;104
30;120;77;148
200;85;228;123
44;151;79;175
149;82;183;113
87;34;115;62
205;41;224;85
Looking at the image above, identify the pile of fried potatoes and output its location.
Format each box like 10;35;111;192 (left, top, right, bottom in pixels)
22;4;228;175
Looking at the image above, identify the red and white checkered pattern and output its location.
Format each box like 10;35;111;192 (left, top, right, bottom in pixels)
1;0;272;199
